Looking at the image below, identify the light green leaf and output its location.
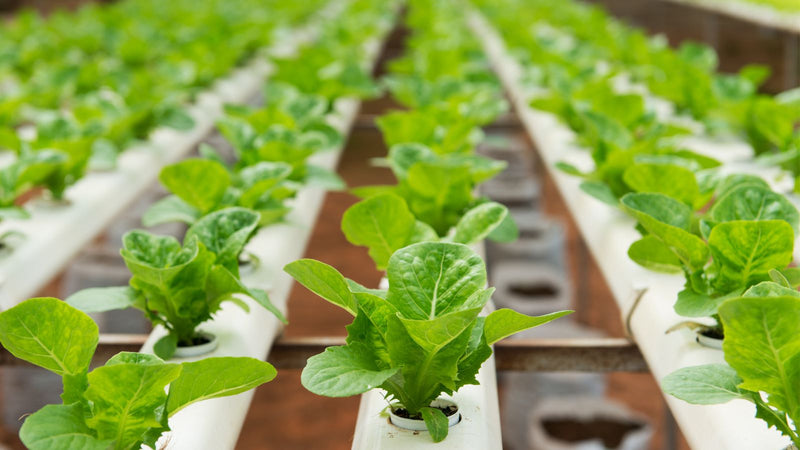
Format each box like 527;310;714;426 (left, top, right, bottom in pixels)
674;288;742;318
399;307;483;353
744;282;800;298
662;364;747;404
405;163;473;236
408;220;440;245
621;193;709;271
159;159;230;213
106;352;163;366
386;314;474;413
85;362;182;448
345;279;387;299
420;407;449;443
0;297;97;376
247;288;287;324
487;210;519;243
120;230;194;288
351;292;396;341
153;335;178;360
20;404;111;450
623;163;699;207
284;259;357;315
142;195;200;227
710;185;800;233
715;174;769;197
386;242;485;320
456;316;491;388
386;143;436;180
708;220;794;292
184;207;260;273
628;236;683;273
66;286;138;313
484;309;572;345
167;357;276;415
301;343;398;397
448;154;506;184
719;296;800;421
341;194;416;270
452;202;508;245
579;181;619;206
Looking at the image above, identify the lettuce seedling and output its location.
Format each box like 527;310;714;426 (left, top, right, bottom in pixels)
217;116;344;189
354;143;517;238
0;149;73;248
341;192;514;270
376;110;486;156
621;176;799;334
0;297;276;450
271;47;380;104
745;96;800;156
142;157;295;227
68;207;284;359
378;76;508;155
285;242;571;442
223;82;343;150
383;74;507;125
663;287;800;447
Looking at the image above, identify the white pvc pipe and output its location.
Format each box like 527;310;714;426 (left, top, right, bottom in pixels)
469;10;791;450
137;11;395;448
352;356;502;450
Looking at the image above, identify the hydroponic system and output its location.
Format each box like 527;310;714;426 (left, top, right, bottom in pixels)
0;0;798;448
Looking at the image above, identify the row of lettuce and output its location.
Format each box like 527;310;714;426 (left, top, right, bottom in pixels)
0;0;323;225
0;1;400;449
475;0;800;446
284;0;573;443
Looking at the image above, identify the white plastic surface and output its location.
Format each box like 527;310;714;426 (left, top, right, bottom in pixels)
469;11;791;450
352;356;502;450
660;0;800;34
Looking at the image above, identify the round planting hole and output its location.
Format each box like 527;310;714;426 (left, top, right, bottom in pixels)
542;418;644;448
509;283;559;297
518;228;544;240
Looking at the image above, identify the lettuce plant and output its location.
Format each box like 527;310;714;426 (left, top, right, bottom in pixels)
0;149;66;212
0;0;324;209
383;75;507;125
285;242;571;442
376;110;486;156
620;176;799;335
68;207;284;359
354;143;517;238
0;297;276;450
220;83;343;151
142;157;295;227
663;284;800;447
216;115;343;188
342;192;514;270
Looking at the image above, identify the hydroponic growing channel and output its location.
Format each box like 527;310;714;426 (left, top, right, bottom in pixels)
0;0;799;449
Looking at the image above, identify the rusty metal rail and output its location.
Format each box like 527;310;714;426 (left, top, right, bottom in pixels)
0;334;647;372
